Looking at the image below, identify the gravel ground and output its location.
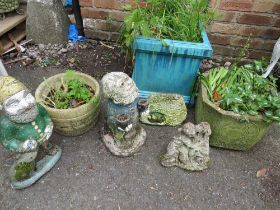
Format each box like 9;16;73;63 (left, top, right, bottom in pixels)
0;44;279;210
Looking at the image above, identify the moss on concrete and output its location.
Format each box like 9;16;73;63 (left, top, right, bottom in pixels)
195;84;272;151
15;162;35;181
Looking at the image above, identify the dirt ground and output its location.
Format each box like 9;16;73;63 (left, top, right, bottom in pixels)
0;43;280;210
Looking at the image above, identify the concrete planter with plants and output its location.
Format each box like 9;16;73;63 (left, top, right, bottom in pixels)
119;0;215;103
35;72;101;136
195;84;272;151
132;31;212;103
195;61;280;150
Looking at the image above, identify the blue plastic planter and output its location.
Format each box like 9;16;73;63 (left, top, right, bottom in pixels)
132;30;213;103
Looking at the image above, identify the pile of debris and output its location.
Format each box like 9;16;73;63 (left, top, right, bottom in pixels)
1;40;95;67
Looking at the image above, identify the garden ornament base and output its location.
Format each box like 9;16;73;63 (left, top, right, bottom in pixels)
195;84;272;151
101;125;146;157
132;30;213;104
139;93;187;126
161;122;212;171
101;72;146;157
10;145;62;190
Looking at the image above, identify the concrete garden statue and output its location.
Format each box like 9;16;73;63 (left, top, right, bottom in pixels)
138;94;187;126
161;122;212;171
0;76;61;189
101;72;146;157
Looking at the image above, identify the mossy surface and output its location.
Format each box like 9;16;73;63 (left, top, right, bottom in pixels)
140;94;187;126
15;162;35;181
195;85;272;151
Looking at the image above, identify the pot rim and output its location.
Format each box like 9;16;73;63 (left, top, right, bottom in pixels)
35;72;100;113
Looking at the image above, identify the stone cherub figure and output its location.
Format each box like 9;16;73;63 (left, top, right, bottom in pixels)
0;76;61;189
161;122;212;171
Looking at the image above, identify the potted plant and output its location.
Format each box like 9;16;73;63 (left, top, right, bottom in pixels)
119;0;216;103
35;70;101;136
195;61;280;150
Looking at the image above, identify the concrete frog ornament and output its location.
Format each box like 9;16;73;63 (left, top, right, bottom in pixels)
138;94;187;126
0;76;61;189
161;122;212;171
101;72;146;157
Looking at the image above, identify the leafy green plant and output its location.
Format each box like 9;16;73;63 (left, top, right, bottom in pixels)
43;70;95;109
200;62;280;124
119;0;217;52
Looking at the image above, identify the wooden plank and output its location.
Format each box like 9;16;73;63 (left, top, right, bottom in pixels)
0;14;26;37
0;22;26;54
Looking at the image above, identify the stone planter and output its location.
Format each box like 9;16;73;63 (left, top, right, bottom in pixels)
195;84;272;151
35;72;100;136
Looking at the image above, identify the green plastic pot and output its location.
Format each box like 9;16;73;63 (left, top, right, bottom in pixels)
195;83;272;151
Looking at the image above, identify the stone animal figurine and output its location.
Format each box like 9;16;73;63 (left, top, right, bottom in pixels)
161;122;212;171
0;76;61;189
101;72;146;157
138;93;187;126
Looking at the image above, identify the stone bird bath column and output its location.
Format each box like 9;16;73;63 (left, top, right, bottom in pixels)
101;72;146;157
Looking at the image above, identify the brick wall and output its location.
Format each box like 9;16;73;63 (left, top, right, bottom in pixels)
79;0;280;59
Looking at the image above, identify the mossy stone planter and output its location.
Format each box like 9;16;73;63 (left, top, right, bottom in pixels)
195;84;272;151
35;72;101;136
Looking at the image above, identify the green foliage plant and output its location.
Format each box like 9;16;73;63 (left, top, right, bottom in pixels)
43;70;95;109
119;0;217;52
200;61;280;125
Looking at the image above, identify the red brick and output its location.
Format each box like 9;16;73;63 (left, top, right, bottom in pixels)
248;50;271;59
239;26;262;37
111;32;120;42
229;36;275;51
272;4;280;14
252;2;274;13
208;34;231;45
212;44;240;57
210;22;240;35
95;20;122;32
81;8;127;22
220;0;253;11
94;0;133;10
274;18;280;27
79;0;93;7
217;11;237;22
84;29;110;40
261;28;280;39
237;13;272;26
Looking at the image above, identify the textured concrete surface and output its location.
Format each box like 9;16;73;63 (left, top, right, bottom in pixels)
0;65;280;210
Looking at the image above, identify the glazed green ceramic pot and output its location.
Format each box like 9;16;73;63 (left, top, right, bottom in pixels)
195;83;272;151
35;72;101;136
